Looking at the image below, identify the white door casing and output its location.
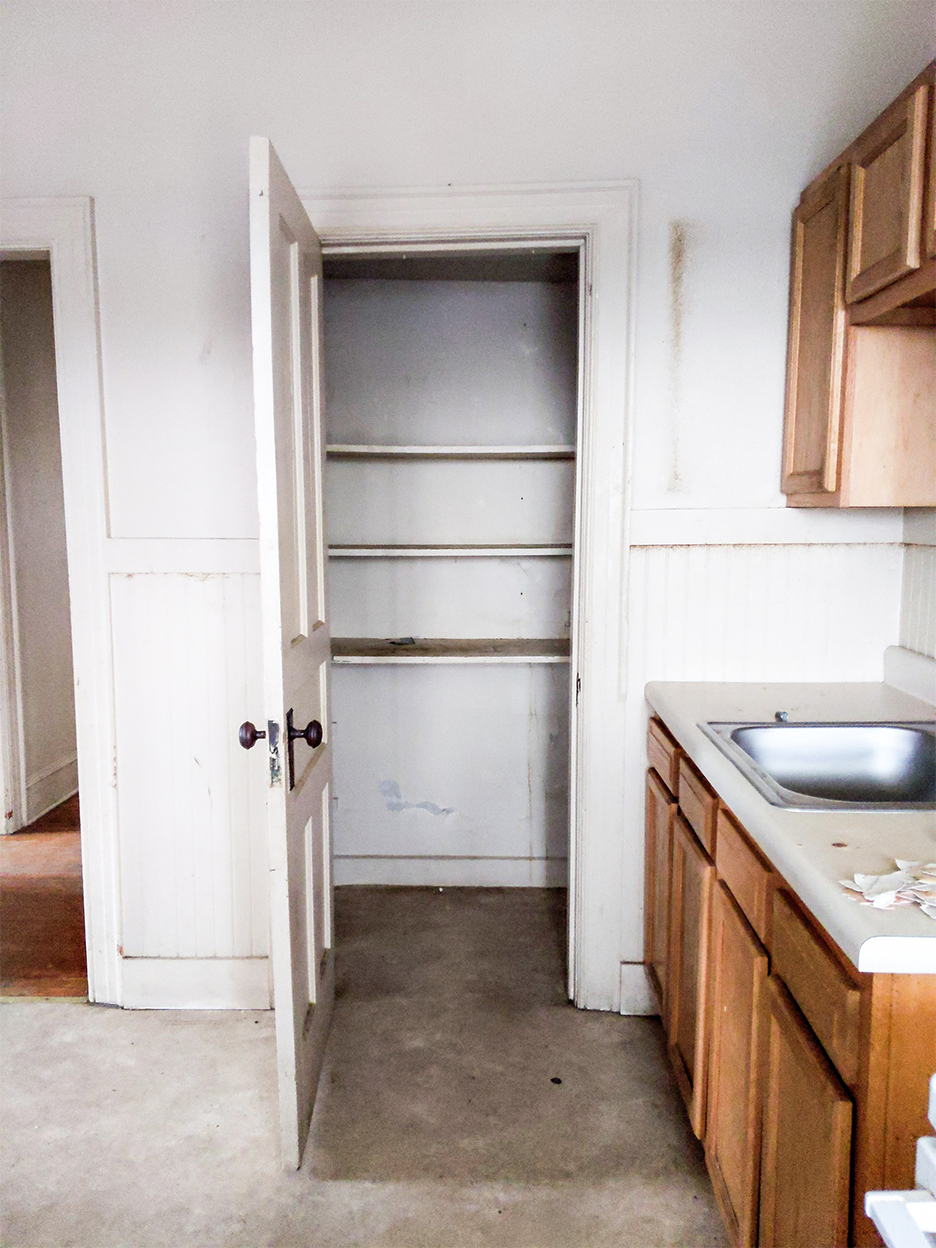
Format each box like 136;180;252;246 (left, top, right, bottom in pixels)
297;183;635;1012
0;199;121;1003
248;138;335;1170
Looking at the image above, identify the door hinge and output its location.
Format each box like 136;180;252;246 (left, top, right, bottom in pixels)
267;720;282;786
575;674;581;706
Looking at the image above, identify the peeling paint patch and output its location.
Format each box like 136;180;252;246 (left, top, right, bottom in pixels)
668;219;694;494
379;779;452;816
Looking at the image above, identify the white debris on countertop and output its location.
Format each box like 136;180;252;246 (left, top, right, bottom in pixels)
841;860;936;920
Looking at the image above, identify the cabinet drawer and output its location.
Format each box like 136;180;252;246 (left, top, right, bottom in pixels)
715;809;775;946
771;890;862;1086
678;757;718;855
648;717;681;795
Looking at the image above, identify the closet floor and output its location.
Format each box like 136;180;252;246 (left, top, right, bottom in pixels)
1;886;726;1247
0;795;87;998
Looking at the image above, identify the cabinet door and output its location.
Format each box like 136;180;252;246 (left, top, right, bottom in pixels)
667;813;715;1139
781;165;849;498
926;87;936;261
645;767;676;1021
759;975;853;1248
847;83;929;302
705;883;768;1248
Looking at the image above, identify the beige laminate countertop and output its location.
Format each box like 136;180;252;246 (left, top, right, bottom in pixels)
645;680;936;975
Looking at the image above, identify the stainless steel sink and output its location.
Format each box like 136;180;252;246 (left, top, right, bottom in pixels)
700;722;936;810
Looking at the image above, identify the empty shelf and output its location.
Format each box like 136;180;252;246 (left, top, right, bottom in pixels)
331;638;571;664
328;544;573;558
326;444;575;459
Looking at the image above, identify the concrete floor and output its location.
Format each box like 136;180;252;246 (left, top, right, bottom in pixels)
1;887;726;1247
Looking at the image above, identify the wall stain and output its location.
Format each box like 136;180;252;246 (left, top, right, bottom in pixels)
379;779;452;817
668;220;693;494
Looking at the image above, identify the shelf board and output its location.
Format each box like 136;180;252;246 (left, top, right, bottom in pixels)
331;637;571;664
328;544;573;558
326;444;575;460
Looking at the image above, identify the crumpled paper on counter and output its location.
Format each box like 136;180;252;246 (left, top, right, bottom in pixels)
840;860;936;920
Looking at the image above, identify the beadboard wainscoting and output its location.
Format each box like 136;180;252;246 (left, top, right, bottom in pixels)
620;539;905;1002
108;560;269;1007
900;509;936;661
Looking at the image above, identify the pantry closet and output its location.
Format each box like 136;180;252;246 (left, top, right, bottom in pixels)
322;249;580;891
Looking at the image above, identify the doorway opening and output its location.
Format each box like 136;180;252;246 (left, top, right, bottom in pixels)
0;257;87;997
321;244;581;990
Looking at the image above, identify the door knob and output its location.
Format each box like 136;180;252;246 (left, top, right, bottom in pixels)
289;718;323;749
238;721;266;750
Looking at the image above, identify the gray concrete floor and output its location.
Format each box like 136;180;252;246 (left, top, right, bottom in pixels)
1;887;726;1247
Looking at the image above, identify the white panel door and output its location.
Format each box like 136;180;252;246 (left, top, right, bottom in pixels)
247;136;334;1170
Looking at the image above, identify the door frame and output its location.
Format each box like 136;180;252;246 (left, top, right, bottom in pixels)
299;182;636;1010
0;198;121;1004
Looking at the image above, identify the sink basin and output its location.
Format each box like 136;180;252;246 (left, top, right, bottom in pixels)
700;722;936;810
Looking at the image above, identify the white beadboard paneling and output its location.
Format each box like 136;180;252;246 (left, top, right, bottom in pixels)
324;280;578;447
111;572;268;959
334;856;567;887
326;457;574;547
329;554;572;639
900;544;936;660
121;957;270;1009
331;663;570;873
621;541;903;973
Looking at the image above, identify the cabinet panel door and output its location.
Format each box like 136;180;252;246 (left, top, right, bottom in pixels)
667;813;715;1139
645;767;676;1021
705;883;768;1248
759;975;853;1248
847;83;929;302
781;165;849;497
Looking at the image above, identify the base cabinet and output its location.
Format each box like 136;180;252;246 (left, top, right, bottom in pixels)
705;882;769;1248
759;976;853;1248
645;715;936;1248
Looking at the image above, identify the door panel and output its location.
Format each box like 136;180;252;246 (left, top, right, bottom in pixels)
249;136;334;1170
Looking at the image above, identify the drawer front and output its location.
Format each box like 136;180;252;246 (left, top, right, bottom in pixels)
771;890;862;1086
647;717;681;795
678;756;718;855
715;808;775;946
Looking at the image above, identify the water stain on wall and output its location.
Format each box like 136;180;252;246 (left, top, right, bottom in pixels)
668;220;694;494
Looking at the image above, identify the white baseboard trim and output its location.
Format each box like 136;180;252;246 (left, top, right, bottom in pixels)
619;962;657;1016
25;753;78;826
334;855;568;887
121;957;271;1009
884;645;936;705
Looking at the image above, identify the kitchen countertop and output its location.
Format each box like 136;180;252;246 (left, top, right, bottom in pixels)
645;680;936;975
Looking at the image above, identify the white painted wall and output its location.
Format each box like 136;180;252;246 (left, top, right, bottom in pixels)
0;260;77;826
901;510;936;660
1;1;932;1006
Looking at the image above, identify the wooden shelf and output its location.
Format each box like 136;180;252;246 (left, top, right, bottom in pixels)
328;544;573;558
331;638;571;664
326;444;576;460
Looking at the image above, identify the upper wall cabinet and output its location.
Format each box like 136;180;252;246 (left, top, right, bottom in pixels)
846;83;928;303
782;61;936;509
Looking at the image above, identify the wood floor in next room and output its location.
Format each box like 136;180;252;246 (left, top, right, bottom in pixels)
0;794;87;998
0;885;726;1247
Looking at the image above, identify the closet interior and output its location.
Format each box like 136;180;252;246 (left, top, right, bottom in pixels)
322;248;580;889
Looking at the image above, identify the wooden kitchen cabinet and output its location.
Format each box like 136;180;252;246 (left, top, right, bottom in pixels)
645;711;936;1247
782;61;936;509
846;82;929;303
645;766;676;1021
705;882;768;1248
667;812;715;1139
781;164;850;499
759;974;853;1248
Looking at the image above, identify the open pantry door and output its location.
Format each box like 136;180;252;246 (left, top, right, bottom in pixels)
245;136;334;1170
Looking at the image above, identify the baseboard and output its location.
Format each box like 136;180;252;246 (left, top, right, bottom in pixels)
333;855;568;887
619;962;657;1016
121;957;271;1009
25;753;78;826
884;645;936;705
